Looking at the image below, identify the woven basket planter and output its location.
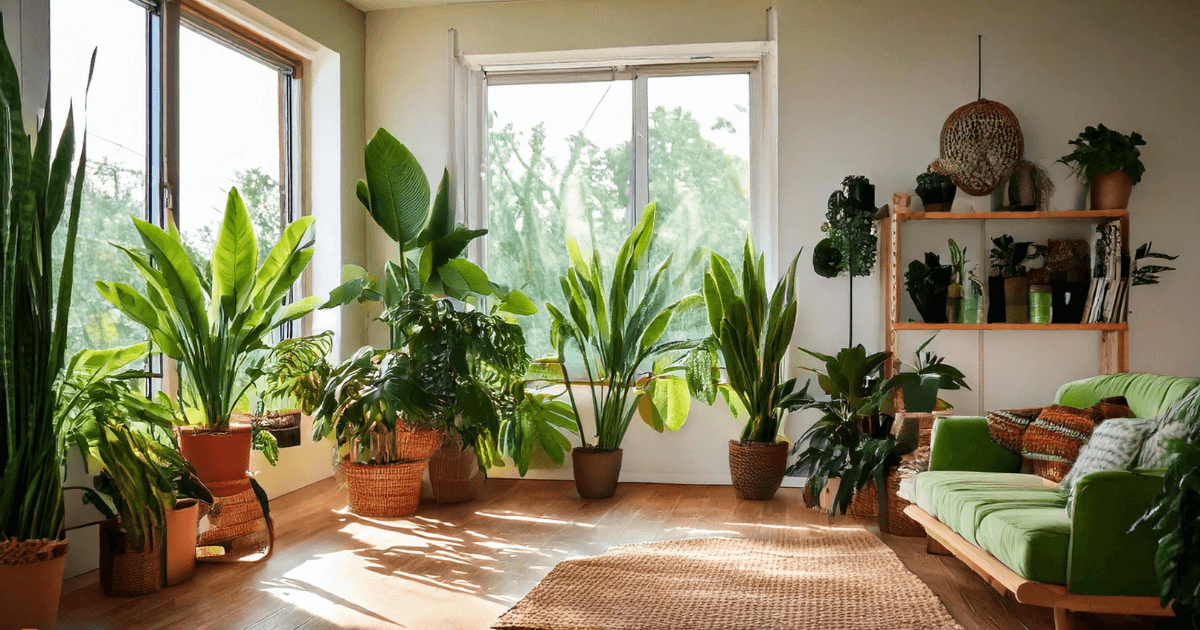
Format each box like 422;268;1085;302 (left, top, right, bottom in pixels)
343;459;426;517
99;520;161;597
429;439;485;504
881;466;925;537
395;422;444;462
846;479;878;518
728;440;788;501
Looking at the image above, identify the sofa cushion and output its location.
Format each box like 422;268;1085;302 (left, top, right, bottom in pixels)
1055;373;1199;420
1021;404;1105;482
975;506;1072;585
913;472;1065;545
1059;418;1155;514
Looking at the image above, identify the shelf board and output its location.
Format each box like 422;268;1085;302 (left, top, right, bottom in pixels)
891;322;1128;332
895;209;1129;222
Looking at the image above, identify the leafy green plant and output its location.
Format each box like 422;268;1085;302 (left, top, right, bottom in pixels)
98;188;319;430
688;238;809;443
0;22;90;544
262;331;334;415
325;129;534;347
1132;242;1178;286
889;333;971;392
1058;124;1146;185
493;385;578;476
1133;386;1200;626
904;252;954;323
989;234;1045;279
814;175;877;346
915;171;955;207
541;203;703;451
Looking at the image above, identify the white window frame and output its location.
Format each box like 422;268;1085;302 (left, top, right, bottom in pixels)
451;32;779;280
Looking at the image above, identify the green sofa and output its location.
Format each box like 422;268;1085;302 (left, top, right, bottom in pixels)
910;373;1197;619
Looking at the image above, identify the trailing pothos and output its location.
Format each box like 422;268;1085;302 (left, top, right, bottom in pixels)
1133;386;1200;626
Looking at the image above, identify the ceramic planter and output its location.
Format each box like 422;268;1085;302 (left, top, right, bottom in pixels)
1090;170;1133;210
728;440;788;500
962;290;982;324
572;447;623;499
0;545;67;630
177;426;252;483
902;375;941;413
917;184;958;212
1003;276;1030;324
1029;285;1052;324
165;499;200;586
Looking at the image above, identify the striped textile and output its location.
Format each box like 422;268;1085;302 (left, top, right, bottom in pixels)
1021;404;1105;482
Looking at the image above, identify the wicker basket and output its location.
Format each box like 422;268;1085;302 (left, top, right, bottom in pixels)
728;440;788;500
881;465;925;537
846;479;878;518
429;440;485;504
99;520;161;597
395;422;444;461
343;459;426;517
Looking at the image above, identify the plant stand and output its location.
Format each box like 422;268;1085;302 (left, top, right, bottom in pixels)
196;478;273;563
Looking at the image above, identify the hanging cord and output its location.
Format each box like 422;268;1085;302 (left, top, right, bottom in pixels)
977;35;982;100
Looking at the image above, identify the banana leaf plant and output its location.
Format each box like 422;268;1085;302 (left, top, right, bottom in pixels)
98;187;319;430
686;238;810;444
57;344;187;552
0;20;91;544
539;203;704;451
323;129;535;348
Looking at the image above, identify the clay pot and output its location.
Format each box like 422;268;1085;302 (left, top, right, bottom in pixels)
1003;276;1030;324
1090;170;1133;210
728;440;788;500
572;447;623;499
165;499;200;586
177;426;252;483
429;439;485;504
0;545;67;630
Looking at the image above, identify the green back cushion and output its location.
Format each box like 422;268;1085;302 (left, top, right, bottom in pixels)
1055;373;1199;419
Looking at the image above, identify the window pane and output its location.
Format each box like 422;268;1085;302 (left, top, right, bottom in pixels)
179;24;286;260
487;81;633;361
51;0;149;356
647;74;752;341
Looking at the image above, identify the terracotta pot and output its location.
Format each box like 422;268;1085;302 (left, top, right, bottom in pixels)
1003;276;1030;324
0;547;67;630
177;427;252;483
99;520;161;597
1090;170;1132;210
165;499;200;586
571;447;623;499
728;440;788;500
429;440;485;504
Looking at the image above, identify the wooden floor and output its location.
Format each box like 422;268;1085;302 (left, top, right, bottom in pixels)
58;478;1163;630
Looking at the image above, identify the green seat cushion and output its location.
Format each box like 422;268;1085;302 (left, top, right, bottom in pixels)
914;472;1066;545
976;506;1072;585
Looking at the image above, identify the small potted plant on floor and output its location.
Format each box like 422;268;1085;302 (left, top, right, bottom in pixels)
98;187;319;482
888;334;971;413
988;234;1045;324
915;170;957;212
688;239;809;500
1058;124;1146;211
540;204;705;499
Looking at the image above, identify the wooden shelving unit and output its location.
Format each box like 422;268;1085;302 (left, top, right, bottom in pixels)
881;196;1131;410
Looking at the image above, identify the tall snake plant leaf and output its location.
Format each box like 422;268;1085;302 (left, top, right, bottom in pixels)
362;128;430;245
212;187;260;315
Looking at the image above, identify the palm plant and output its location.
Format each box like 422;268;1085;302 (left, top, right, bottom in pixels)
0;22;89;546
689;239;809;443
542;204;703;451
97;188;319;430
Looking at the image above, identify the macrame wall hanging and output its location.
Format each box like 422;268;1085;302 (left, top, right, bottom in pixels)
933;36;1023;196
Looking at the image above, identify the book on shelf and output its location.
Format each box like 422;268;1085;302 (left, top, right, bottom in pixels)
1083;221;1128;324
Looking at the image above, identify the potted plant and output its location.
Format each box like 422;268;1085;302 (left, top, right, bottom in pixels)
0;18;88;626
687;239;809;500
163;464;211;587
1058;124;1146;211
813;175;878;347
989;234;1045;324
98;187;318;483
889;334;971;413
915;170;957;212
541;204;704;498
903;252;953;323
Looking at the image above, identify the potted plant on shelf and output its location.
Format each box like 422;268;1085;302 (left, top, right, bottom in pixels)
903;252;953;323
687;239;809;500
98;187;319;482
1058;124;1146;211
889;334;971;413
541;204;704;499
988;234;1045;324
813;175;878;347
0;19;89;626
914;170;957;212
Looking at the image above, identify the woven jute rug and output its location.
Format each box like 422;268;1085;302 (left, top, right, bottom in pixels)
493;529;963;630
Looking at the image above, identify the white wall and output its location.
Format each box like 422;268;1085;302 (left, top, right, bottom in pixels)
363;0;1200;485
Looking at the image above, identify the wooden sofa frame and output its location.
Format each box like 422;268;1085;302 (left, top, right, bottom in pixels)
903;505;1173;630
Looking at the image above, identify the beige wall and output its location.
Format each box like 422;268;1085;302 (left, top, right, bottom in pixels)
367;0;1200;482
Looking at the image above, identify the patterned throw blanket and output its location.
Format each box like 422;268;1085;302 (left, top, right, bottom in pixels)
985;398;1132;482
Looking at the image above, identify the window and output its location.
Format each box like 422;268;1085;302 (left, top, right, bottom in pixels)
50;0;303;356
481;57;767;361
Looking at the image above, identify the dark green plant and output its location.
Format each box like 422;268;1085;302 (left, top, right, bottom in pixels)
492;384;578;477
0;20;90;544
1058;124;1146;185
1132;242;1178;286
889;334;971;392
904;252;954;323
915;171;954;206
1132;386;1200;626
988;234;1045;279
688;239;809;443
815;176;877;347
263;331;334;415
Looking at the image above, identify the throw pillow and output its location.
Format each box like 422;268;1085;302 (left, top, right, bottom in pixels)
1093;400;1134;420
986;407;1044;453
1021;404;1106;482
1059;418;1155;514
1100;395;1129;406
1138;410;1190;468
